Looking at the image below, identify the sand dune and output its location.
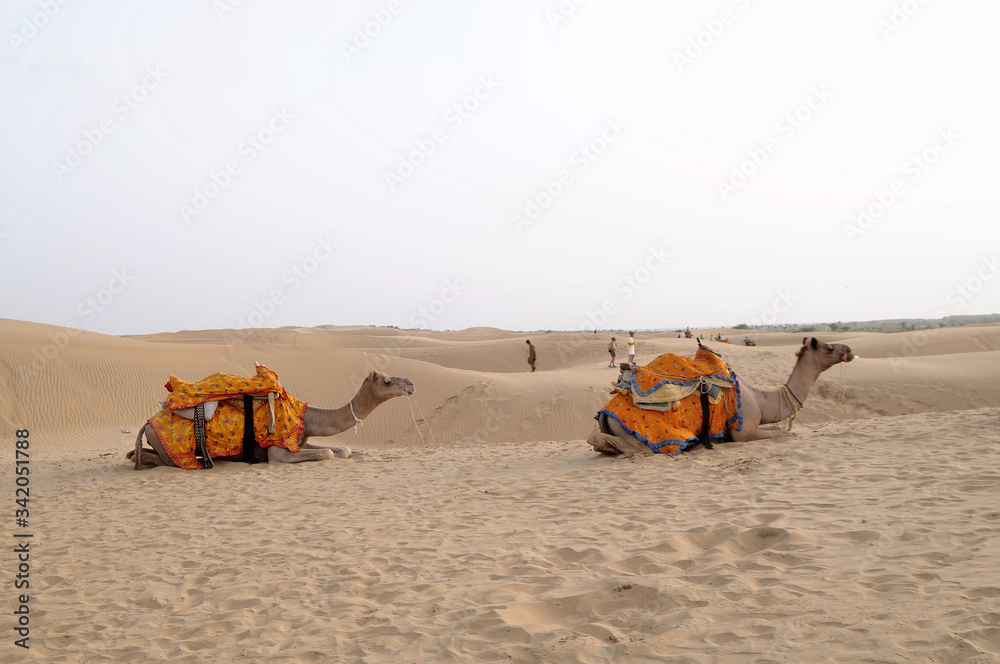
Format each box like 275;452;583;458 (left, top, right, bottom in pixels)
1;318;999;662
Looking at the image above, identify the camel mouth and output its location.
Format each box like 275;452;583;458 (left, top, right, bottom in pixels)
402;381;415;396
842;347;854;362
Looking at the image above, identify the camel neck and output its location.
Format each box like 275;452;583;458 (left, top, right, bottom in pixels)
303;381;385;437
347;385;383;422
755;353;824;425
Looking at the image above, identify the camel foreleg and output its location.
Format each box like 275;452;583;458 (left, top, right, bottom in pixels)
588;432;627;455
728;426;793;443
267;445;338;463
587;431;652;456
296;437;352;459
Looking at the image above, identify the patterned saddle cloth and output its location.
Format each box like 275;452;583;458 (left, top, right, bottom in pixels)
148;365;307;469
597;345;742;455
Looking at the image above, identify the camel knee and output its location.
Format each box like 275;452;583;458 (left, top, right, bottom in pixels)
126;446;169;469
587;433;623;456
130;423;174;469
267;446;335;464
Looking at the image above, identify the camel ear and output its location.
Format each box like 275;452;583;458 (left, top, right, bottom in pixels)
802;337;808;346
810;337;819;350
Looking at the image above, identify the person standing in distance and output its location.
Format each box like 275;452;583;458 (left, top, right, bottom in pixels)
526;339;537;372
627;332;636;364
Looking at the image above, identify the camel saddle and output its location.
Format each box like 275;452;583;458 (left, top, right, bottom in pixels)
147;364;307;469
598;345;743;455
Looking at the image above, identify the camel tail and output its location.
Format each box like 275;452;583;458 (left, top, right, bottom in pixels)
132;426;145;470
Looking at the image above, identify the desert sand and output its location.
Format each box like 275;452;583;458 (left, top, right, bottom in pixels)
1;318;999;662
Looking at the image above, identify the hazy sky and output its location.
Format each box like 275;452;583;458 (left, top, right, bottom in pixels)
2;1;998;335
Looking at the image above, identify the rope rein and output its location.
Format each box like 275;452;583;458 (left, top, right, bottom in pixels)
405;395;438;445
779;385;802;430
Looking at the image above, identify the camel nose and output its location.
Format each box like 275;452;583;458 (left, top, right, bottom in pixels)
843;346;853;362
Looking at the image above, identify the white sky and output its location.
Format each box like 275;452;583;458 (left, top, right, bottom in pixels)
1;1;998;335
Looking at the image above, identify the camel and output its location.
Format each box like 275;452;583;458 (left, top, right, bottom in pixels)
588;337;853;456
128;370;415;469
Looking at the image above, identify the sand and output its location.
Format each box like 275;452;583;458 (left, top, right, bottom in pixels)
1;319;999;662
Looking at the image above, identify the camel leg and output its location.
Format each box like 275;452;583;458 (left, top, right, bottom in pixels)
587;432;653;456
126;448;171;468
298;439;352;459
587;432;630;455
126;423;176;469
587;415;654;456
267;446;336;464
728;426;792;443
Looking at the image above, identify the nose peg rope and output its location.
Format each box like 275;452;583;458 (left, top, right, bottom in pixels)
405;395;437;445
413;397;438;446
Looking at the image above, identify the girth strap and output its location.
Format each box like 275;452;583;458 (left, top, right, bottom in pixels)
698;390;714;450
242;394;262;464
193;402;213;469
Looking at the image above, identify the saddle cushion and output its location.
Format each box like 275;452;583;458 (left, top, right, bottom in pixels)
597;346;743;454
161;365;284;410
148;366;307;469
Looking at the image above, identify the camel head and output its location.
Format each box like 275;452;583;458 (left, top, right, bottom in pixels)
364;370;415;401
796;337;854;371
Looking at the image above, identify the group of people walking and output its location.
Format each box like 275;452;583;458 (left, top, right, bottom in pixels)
525;332;642;373
607;332;635;367
525;329;751;372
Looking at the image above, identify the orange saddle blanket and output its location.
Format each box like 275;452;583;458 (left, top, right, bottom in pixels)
148;365;307;469
597;346;742;455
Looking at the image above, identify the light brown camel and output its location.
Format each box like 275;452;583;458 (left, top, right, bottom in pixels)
588;337;853;455
127;370;414;469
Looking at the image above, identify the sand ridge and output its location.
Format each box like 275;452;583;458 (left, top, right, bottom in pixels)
1;319;999;662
